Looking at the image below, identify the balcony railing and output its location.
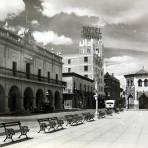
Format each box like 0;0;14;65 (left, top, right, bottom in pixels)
0;67;66;86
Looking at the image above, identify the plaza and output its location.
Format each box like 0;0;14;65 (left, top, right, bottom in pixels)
0;110;148;148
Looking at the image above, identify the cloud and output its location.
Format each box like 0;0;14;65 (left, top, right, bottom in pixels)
33;31;73;45
41;0;148;25
41;1;96;17
0;0;25;21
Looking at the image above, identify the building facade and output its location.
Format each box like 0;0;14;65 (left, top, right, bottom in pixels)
63;32;104;97
63;72;95;109
124;68;148;109
104;73;120;107
0;27;65;113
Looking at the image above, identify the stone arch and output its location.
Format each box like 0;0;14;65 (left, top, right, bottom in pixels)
0;84;5;112
8;86;21;112
54;91;61;109
36;89;44;109
139;93;148;109
24;87;34;111
127;94;134;109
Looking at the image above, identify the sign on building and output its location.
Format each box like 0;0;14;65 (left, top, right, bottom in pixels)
81;26;102;40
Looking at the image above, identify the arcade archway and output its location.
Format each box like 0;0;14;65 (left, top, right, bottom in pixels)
54;91;61;109
8;86;21;112
24;87;34;111
139;93;148;109
0;85;5;112
36;89;44;109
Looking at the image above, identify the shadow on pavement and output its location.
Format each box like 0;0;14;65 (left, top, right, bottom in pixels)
0;137;33;147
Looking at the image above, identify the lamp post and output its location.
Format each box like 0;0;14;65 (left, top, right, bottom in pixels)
94;81;99;119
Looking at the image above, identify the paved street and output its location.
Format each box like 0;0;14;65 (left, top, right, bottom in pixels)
0;111;148;148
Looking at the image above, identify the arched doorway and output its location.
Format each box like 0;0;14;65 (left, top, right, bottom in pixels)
36;89;44;109
8;86;21;112
139;93;148;109
54;91;61;109
0;85;5;112
24;87;34;111
127;94;134;109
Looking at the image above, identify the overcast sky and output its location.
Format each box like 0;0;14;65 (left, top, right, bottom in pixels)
0;0;148;88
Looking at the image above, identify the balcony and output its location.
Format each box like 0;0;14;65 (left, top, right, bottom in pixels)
0;67;66;86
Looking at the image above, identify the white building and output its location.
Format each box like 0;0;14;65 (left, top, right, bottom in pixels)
124;68;148;109
63;38;104;96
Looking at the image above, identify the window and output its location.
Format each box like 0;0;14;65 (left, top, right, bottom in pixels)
127;80;130;86
144;79;148;87
131;80;133;86
56;74;58;81
38;69;41;81
48;72;50;83
84;57;88;62
68;59;71;64
138;79;142;87
68;68;71;72
26;63;30;79
73;81;76;91
12;61;17;76
80;83;82;90
84;66;88;71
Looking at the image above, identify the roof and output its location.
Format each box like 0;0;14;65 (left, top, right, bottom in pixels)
124;68;148;78
136;68;148;74
62;72;94;82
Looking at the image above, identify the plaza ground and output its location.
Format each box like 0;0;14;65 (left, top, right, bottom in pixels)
0;110;148;148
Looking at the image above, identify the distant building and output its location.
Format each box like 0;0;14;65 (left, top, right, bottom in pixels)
124;68;148;109
63;72;95;109
63;28;104;97
104;72;120;102
0;27;65;113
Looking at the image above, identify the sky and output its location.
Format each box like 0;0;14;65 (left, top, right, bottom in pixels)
0;0;148;88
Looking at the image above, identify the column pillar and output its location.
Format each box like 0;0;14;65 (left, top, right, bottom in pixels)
4;96;9;113
19;96;25;112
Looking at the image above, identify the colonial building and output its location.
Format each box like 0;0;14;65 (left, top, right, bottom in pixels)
124;68;148;109
0;27;65;113
62;72;95;109
63;27;104;97
104;72;120;101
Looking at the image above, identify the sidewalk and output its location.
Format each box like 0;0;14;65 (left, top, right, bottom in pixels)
0;109;99;122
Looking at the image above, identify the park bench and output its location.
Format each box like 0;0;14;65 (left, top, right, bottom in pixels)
115;108;120;113
86;112;95;121
65;115;74;126
105;109;113;115
72;114;83;124
50;117;64;129
99;111;105;118
1;121;29;142
37;118;56;133
82;112;94;121
82;113;90;121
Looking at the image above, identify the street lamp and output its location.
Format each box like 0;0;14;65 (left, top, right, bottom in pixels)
94;81;99;119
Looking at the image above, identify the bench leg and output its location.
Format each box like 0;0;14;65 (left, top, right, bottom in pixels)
18;134;22;138
3;136;8;142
